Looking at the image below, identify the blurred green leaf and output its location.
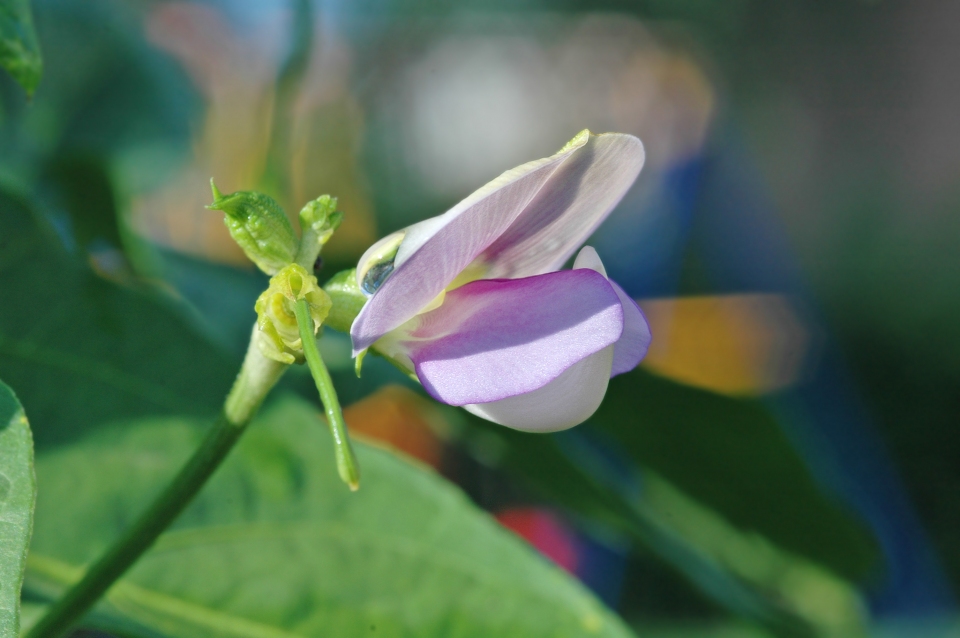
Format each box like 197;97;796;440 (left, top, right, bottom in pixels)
0;378;35;637
630;623;770;638
452;372;874;636
24;396;633;637
0;188;238;449
456;419;826;637
0;0;42;95
41;154;124;254
591;370;878;581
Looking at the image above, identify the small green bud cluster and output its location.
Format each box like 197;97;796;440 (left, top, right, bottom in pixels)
208;181;361;491
255;263;332;364
207;180;355;363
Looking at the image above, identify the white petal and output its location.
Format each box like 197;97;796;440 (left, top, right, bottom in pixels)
572;245;607;275
464;345;614;433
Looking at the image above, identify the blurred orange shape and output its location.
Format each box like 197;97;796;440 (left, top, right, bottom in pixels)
342;385;446;468
639;294;813;396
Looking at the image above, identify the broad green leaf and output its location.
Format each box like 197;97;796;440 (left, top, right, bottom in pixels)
24;396;633;638
0;189;238;449
0;379;35;637
0;0;42;95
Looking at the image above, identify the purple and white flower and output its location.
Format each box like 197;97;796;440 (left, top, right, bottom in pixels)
350;130;651;432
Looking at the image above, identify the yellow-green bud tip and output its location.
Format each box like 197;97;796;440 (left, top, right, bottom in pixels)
559;129;591;154
209;177;223;203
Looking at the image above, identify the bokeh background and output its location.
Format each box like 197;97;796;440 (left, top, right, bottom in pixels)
2;0;960;636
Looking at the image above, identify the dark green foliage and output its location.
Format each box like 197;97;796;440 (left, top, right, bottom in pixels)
0;0;41;95
0;189;239;449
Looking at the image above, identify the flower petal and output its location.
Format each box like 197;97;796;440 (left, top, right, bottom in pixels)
572;246;651;376
571;244;608;275
479;132;645;279
609;280;651;376
379;269;623;405
351;132;591;353
464;345;613;432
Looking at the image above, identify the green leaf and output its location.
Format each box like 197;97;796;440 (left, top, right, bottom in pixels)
463;369;878;581
0;189;239;449
451;372;874;636
25;396;634;638
591;370;878;581
0;378;36;638
0;0;42;95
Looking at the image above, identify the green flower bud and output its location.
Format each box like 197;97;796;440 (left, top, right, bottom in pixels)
255;263;332;364
207;179;298;275
300;195;342;239
295;195;343;269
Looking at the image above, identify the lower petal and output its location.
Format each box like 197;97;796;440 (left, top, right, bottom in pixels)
609;281;652;376
385;269;623;406
465;345;614;432
573;246;651;376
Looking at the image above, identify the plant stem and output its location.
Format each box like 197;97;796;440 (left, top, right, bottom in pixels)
294;298;360;490
26;329;286;638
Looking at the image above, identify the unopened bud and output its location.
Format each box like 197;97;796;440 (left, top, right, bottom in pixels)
207;179;297;275
295;195;343;269
255;263;332;364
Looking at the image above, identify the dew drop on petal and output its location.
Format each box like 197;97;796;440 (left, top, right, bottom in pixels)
361;259;396;295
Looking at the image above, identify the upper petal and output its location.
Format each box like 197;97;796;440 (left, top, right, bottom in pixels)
381;268;623;406
350;132;591;353
479;132;645;279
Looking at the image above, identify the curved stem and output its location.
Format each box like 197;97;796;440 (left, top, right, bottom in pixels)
26;329;286;638
294;298;360;490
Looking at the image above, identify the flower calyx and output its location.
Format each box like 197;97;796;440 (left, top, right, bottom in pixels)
255;263;332;364
322;268;368;333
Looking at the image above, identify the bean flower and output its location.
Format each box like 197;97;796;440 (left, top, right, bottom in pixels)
351;130;651;432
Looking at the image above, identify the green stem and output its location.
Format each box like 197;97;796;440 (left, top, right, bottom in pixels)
294;298;360;490
26;329;287;638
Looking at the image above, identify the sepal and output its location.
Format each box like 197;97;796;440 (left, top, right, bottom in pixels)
207;179;297;275
322;269;368;333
